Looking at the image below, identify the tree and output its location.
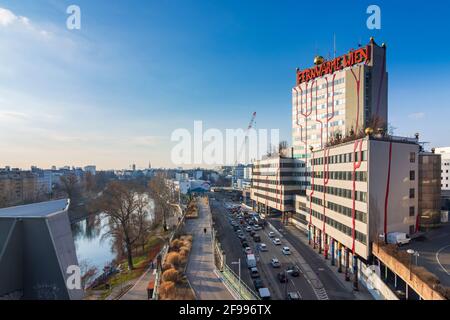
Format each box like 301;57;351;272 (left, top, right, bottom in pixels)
99;181;152;270
59;174;81;206
148;172;174;232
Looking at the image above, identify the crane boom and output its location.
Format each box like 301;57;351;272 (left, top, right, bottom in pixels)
237;112;257;164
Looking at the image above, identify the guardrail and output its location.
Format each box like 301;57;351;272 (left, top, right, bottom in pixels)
220;264;260;300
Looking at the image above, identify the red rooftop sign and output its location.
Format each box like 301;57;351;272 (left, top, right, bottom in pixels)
296;46;371;85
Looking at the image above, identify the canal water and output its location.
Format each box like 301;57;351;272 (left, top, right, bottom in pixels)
71;198;155;278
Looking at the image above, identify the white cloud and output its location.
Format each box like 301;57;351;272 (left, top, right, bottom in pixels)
408;112;425;120
0;7;18;26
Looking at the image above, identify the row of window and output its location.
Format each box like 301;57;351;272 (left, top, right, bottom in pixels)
312;171;367;182
308;196;367;223
254;193;293;205
309;209;367;245
252;186;302;196
254;163;305;169
311;151;368;166
311;184;367;202
252;179;306;186
295;78;345;96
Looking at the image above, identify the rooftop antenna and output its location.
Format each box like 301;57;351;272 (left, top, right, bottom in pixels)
333;34;336;59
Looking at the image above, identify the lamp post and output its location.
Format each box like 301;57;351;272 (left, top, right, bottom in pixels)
232;259;242;299
406;249;415;281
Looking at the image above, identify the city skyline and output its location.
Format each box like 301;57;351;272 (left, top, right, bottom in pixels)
1;1;450;170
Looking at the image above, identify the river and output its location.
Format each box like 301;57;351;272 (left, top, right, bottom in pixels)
70;198;155;278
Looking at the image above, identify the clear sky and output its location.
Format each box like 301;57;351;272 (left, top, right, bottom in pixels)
1;0;449;170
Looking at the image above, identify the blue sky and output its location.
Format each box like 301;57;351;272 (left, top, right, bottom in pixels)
1;0;449;169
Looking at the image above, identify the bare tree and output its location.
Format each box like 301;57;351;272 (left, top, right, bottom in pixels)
99;181;152;270
148;172;174;232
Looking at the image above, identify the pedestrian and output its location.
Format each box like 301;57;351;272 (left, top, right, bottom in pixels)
204;227;207;235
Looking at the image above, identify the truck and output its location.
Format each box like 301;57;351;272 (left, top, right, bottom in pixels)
246;254;257;268
387;232;411;246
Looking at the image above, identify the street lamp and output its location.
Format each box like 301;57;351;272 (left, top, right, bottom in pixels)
231;259;242;299
406;249;416;281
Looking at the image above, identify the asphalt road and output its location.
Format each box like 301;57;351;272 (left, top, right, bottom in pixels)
210;192;321;300
401;222;450;287
270;219;365;300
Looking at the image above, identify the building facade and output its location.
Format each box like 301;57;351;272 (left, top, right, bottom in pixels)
418;151;442;228
292;38;388;167
250;155;305;215
435;147;450;190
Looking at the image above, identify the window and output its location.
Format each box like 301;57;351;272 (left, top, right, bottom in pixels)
409;206;415;217
410;171;415;181
409;188;415;199
409;225;415;235
410;152;416;163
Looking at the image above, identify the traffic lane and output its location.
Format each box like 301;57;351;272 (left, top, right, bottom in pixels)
209;199;254;289
270;219;357;300
256;227;318;300
243;225;316;300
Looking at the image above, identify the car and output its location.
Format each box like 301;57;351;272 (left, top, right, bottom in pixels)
282;247;291;255
248;220;254;226
271;258;281;268
250;231;256;237
286;265;300;277
259;243;268;252
244;247;253;255
250;267;260;278
245;226;252;232
253;234;261;243
253;278;264;290
242;241;249;248
233;226;240;231
238;234;246;241
252;225;262;231
287;292;302;300
258;288;271;300
268;232;276;238
277;272;288;283
272;238;281;245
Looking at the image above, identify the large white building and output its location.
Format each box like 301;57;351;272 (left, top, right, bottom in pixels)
435;147;450;190
293;38;388;166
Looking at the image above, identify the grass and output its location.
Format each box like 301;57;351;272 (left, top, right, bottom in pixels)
86;235;165;300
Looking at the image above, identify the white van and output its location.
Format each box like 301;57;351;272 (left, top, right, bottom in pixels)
387;232;411;246
259;288;271;300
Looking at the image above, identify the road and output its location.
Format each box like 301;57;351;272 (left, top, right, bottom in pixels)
185;197;235;300
211;193;320;300
270;219;368;300
401;222;450;287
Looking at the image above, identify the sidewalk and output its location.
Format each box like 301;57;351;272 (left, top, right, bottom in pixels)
119;265;156;300
279;222;373;300
184;197;235;300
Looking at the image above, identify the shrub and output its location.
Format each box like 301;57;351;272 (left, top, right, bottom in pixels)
171;239;182;251
162;262;173;272
166;252;181;269
159;281;176;300
162;268;180;283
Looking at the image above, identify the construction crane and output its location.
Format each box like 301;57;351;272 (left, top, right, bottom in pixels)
236;112;257;165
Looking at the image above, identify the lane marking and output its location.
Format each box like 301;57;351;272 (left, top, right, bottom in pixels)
436;244;450;276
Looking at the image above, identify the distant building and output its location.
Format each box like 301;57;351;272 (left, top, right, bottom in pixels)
418;151;442;228
83;166;96;176
0;199;83;300
250;155;305;215
435;147;450;190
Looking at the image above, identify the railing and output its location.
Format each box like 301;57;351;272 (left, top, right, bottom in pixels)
220;264;260;300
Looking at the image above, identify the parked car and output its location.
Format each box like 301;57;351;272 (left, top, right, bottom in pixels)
277;272;288;283
238;234;246;241
258;288;271;300
242;241;249;248
253;278;264;290
282;247;291;255
287;292;301;300
272;238;281;245
245;226;252;232
253;234;261;243
233;226;240;231
259;243;268;252
387;232;411;246
253;225;262;231
286;265;300;277
268;232;276;238
250;267;260;278
271;258;281;268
